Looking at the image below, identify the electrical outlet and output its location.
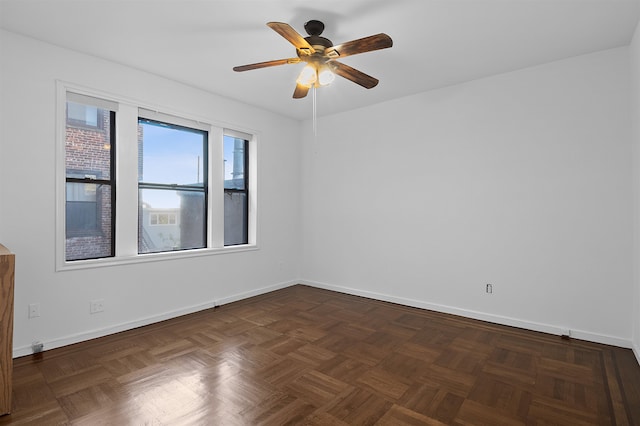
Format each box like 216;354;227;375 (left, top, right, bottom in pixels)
90;299;105;314
486;283;493;294
28;303;40;318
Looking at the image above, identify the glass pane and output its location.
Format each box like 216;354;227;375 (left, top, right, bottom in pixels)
224;192;247;246
139;119;206;186
139;188;205;254
66;101;111;180
67;102;99;127
65;183;112;260
224;136;246;190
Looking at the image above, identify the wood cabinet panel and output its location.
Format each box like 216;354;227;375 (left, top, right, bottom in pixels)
0;244;14;416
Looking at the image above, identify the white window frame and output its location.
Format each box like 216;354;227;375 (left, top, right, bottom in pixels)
56;82;258;271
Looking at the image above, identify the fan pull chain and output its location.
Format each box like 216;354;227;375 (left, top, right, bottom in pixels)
312;85;317;136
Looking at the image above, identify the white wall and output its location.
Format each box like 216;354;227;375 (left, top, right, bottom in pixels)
301;47;634;347
1;27;637;358
0;30;302;356
631;20;640;361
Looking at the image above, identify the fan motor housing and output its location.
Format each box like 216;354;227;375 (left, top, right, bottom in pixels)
303;20;333;52
305;35;332;49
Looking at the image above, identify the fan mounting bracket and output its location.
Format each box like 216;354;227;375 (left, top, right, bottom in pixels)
304;20;325;36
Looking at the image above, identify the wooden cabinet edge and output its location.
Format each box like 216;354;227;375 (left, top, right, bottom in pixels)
0;244;15;416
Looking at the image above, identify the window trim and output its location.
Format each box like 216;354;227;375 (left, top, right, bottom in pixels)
56;81;259;271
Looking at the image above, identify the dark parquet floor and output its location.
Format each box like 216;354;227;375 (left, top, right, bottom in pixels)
1;284;639;425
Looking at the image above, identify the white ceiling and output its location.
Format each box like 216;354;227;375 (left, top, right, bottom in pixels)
1;0;639;120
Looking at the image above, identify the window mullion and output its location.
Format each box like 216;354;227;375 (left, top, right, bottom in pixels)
210;127;224;248
114;103;140;258
247;134;257;245
66;178;112;184
138;182;204;192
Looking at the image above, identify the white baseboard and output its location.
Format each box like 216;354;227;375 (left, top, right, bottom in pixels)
300;279;634;350
214;280;297;306
13;280;298;358
14;279;635;359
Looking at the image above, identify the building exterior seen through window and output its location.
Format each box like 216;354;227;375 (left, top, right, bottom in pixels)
224;136;248;246
65;99;115;261
149;213;178;226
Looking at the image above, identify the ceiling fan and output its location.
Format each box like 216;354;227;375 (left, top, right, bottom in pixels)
233;20;393;99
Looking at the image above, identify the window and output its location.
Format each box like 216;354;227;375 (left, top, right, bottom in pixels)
66;102;103;129
149;213;178;226
138;118;207;254
57;84;257;269
224;135;248;246
66;175;102;233
64;94;115;261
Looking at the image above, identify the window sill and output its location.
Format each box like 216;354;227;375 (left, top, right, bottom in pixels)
56;244;258;271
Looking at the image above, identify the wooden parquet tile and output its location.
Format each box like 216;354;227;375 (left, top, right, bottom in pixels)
2;284;639;425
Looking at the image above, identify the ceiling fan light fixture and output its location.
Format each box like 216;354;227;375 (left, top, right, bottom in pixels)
318;66;335;86
297;64;317;87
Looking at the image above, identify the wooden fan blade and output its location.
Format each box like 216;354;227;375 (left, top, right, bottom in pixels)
233;58;300;72
331;61;379;89
293;83;310;99
325;33;392;58
267;22;316;55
